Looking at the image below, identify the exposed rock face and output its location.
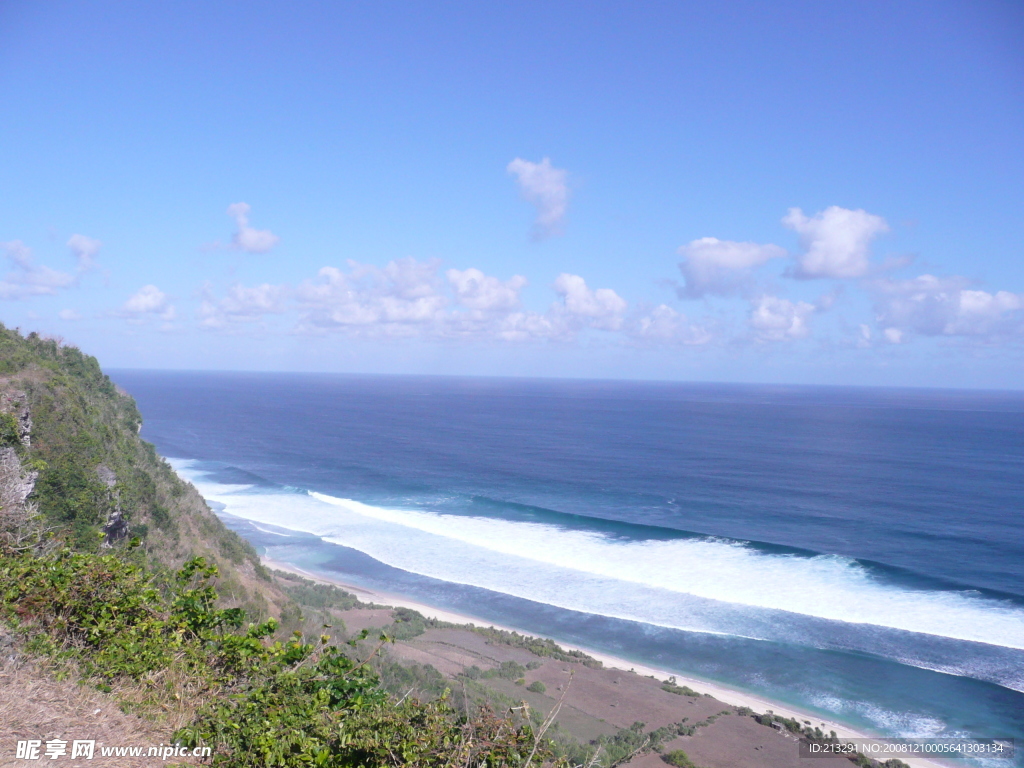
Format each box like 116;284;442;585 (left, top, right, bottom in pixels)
0;448;38;506
96;465;129;546
0;447;38;543
96;465;117;488
18;409;31;447
0;392;38;529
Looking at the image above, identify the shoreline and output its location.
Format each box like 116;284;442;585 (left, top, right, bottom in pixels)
262;556;950;768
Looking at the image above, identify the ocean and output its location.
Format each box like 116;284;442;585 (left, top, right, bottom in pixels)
112;370;1024;759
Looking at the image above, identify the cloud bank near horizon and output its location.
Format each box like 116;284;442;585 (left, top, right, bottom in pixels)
6;201;1024;356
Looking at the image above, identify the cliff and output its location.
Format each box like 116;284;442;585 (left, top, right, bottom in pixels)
0;325;290;620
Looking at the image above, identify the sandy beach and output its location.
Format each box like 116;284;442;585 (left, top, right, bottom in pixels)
262;556;950;768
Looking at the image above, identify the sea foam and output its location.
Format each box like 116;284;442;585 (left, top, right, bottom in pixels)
171;459;1024;656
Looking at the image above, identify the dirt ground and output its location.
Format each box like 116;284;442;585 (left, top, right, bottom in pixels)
0;647;199;768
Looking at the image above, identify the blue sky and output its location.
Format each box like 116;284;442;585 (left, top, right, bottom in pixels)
1;1;1022;387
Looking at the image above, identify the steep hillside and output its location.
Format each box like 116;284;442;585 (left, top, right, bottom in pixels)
0;324;288;619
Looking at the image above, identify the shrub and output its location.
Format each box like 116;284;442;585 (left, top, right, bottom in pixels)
662;750;697;768
0;412;21;448
662;682;700;697
595;722;651;766
0;550;271;684
527;680;546;693
482;659;527;680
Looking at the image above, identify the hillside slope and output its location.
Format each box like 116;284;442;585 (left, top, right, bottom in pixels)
0;325;289;619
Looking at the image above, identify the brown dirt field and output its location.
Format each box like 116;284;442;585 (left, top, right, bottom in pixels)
337;607;396;635
632;714;854;768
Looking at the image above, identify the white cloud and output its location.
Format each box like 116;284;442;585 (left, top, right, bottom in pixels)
227;202;280;253
292;260;632;342
783;206;889;279
883;327;904;344
452;273;627;342
507;157;569;239
630;304;713;345
494;312;561;342
871;274;1023;340
0;241;77;299
447;268;527;312
120;285;176;322
677;237;786;298
749;294;817;341
67;234;101;272
58;309;82;321
296;258;448;334
199;283;289;329
553;273;627;331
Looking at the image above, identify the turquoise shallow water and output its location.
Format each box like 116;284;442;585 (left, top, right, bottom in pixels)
113;371;1024;762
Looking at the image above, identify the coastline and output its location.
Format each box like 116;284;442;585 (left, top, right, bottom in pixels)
262;556;950;768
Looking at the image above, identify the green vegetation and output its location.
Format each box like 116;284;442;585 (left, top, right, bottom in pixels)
660;750;697;768
527;681;546;694
1;547;273;702
273;569;366;612
489;660;528;680
473;627;602;668
0;411;21;448
661;682;700;697
751;711;910;768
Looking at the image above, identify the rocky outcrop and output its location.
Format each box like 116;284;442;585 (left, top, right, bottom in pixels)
0;392;38;530
96;465;129;547
0;448;38;548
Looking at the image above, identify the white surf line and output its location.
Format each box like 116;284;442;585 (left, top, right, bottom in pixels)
261;556;951;768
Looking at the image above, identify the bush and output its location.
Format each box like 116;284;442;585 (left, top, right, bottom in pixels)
662;682;700;697
482;659;527;680
0;412;21;448
662;750;697;768
0;550;270;684
527;680;546;693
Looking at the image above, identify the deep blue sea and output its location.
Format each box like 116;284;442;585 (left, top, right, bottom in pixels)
113;371;1024;760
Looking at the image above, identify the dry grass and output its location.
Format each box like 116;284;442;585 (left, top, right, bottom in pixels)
0;649;204;767
105;657;214;732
